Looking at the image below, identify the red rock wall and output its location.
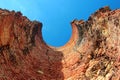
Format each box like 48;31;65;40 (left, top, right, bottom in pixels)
0;6;120;80
0;9;64;80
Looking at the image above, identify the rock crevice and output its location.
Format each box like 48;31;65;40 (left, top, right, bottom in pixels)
0;6;120;80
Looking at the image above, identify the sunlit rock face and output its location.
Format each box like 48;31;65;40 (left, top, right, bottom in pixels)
0;6;120;80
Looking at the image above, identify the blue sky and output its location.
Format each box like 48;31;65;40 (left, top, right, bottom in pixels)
0;0;120;47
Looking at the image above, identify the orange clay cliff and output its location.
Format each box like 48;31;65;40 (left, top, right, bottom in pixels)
0;6;119;80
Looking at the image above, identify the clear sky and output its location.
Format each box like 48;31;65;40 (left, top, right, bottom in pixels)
0;0;120;47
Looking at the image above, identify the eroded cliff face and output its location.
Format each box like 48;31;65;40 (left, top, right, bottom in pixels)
0;9;64;80
0;6;119;80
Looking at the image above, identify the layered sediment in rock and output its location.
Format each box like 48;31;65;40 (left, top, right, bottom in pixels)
0;6;119;80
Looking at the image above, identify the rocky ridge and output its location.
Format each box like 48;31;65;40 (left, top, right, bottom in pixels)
0;6;119;80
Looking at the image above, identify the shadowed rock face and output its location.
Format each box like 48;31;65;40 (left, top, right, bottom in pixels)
0;6;120;80
0;9;64;80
